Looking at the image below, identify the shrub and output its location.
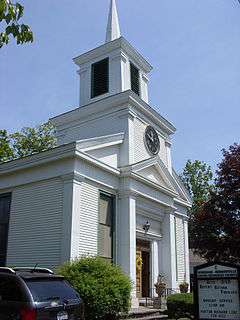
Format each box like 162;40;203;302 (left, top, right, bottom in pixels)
167;293;194;319
57;257;132;320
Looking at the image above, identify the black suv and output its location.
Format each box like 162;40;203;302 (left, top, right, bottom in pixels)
0;267;84;320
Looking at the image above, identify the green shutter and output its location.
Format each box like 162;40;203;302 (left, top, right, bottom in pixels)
91;58;109;98
0;193;11;266
130;62;140;96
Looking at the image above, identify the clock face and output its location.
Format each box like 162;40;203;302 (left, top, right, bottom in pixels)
144;126;160;156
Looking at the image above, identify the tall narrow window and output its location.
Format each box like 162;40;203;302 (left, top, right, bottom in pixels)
91;58;109;98
98;193;115;262
130;62;140;96
0;193;11;266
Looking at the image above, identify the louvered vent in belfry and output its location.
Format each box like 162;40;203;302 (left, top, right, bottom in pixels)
130;62;140;96
91;58;109;98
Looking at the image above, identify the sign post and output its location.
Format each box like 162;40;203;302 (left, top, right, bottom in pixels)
194;262;240;320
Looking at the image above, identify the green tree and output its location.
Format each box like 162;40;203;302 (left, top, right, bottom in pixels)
0;129;14;162
181;160;213;248
0;122;56;163
11;122;56;158
0;0;33;48
191;144;240;263
181;160;213;215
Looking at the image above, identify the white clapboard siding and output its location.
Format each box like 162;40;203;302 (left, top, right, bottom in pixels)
134;118;149;163
7;178;63;269
78;183;99;256
176;216;186;284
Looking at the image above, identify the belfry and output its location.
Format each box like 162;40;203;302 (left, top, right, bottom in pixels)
0;0;191;307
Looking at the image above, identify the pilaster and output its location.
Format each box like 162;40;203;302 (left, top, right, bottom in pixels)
60;173;83;263
184;220;190;285
159;211;177;289
117;193;138;307
151;240;159;297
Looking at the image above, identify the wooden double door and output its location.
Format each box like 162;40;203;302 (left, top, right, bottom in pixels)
136;239;150;298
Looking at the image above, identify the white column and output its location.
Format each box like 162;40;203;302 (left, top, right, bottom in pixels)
61;177;74;263
159;212;177;290
70;180;82;259
151;240;159;297
78;66;89;107
165;141;172;175
140;73;149;103
117;193;138;307
184;220;190;286
61;175;83;263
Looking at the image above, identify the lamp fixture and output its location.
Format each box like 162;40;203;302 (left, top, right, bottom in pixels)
143;221;151;234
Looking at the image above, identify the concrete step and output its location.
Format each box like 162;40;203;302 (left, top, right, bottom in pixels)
121;307;167;319
127;316;168;320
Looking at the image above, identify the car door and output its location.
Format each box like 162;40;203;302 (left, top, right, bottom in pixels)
0;274;27;320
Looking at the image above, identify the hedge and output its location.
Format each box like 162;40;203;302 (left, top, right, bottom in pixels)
57;257;132;320
167;293;194;319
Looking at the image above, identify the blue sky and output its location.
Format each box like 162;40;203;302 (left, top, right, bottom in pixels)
0;0;239;172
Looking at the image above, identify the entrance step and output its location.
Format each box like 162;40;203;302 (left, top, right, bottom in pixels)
127;316;168;320
121;307;168;320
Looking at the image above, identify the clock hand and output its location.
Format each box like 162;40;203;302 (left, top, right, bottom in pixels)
147;133;154;142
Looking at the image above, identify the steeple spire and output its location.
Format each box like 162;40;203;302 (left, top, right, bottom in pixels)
105;0;121;43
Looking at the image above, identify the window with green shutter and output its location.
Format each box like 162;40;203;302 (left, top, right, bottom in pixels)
98;193;115;261
91;58;109;98
0;193;11;266
130;62;140;96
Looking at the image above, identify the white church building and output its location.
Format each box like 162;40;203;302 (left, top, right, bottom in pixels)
0;0;191;305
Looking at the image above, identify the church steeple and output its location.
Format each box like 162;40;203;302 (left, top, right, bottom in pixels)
73;0;152;107
105;0;121;43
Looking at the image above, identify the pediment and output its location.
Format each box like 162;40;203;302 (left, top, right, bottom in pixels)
124;156;191;203
137;165;173;191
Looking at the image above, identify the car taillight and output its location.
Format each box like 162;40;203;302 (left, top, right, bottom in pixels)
20;308;36;320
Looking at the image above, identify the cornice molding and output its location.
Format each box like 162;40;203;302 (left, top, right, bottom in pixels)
51;90;176;136
0;143;77;176
73;37;152;73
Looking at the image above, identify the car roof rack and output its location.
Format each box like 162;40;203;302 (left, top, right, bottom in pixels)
13;267;54;274
0;267;16;274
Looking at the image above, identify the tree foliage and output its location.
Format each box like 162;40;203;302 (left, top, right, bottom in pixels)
181;160;213;215
181;160;213;248
191;144;240;263
0;0;33;48
0;129;14;161
0;122;56;163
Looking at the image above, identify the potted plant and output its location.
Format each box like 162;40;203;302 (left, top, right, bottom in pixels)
179;281;189;293
153;275;166;308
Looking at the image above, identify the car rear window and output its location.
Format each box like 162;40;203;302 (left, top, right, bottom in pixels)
25;279;80;302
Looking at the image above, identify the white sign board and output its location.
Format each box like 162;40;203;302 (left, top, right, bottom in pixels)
196;264;240;320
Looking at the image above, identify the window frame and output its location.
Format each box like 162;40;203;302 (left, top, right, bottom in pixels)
130;62;140;96
0;193;11;267
91;58;109;99
98;191;116;263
